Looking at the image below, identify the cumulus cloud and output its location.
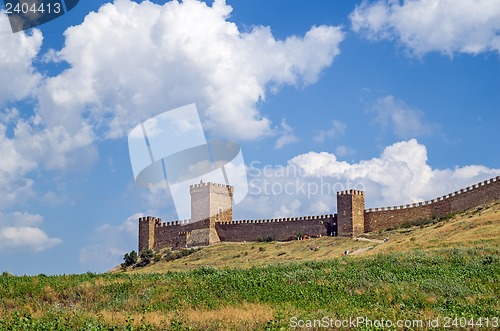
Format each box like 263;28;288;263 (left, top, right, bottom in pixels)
274;119;298;149
0;0;343;213
369;95;437;138
0;13;97;209
79;213;141;271
350;0;500;56
38;0;344;140
0;212;61;252
0;14;42;104
237;139;499;219
314;120;347;143
0;117;97;208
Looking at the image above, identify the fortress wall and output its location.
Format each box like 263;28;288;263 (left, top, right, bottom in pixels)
448;177;500;213
364;203;432;232
152;218;213;249
364;176;500;232
140;177;499;251
215;215;334;242
153;221;184;249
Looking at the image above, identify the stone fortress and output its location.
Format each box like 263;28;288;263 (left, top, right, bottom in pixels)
138;176;500;253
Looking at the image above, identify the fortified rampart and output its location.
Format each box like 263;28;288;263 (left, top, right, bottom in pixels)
364;176;500;232
216;214;336;242
138;176;500;252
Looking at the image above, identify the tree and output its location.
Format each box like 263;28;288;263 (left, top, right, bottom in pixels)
123;250;138;267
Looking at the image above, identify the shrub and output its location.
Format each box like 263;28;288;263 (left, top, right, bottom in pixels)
123;250;138;267
137;249;154;267
258;236;274;242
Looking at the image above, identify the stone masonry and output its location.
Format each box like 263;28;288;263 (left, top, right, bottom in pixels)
138;176;500;252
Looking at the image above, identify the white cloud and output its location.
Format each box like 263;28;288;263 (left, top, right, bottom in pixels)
0;14;42;105
38;0;344;140
79;213;142;271
12;120;97;171
0;118;97;208
370;95;436;138
350;0;500;56
0;13;97;209
275;199;302;218
0;212;61;252
0;1;344;211
238;139;499;219
274;119;298;149
314;120;347;143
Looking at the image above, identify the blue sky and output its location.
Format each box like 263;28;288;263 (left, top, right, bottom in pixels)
0;0;499;275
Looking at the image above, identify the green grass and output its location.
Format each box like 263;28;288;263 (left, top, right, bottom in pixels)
1;201;498;330
0;247;499;330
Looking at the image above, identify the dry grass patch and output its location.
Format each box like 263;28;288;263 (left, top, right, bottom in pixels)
85;303;274;330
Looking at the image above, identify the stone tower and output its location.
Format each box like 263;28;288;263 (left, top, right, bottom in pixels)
336;190;365;237
190;182;234;223
187;182;234;246
138;216;158;253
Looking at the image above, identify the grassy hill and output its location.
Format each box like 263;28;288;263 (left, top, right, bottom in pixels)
0;201;498;330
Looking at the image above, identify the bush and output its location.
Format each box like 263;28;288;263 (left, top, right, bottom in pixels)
123;250;138;267
258;236;274;242
137;249;154;267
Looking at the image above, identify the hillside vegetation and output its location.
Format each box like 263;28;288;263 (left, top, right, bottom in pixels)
0;201;498;330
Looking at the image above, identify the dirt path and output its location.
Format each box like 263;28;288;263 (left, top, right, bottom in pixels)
349;246;374;255
355;237;385;243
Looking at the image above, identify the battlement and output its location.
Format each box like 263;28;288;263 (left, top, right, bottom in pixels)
158;219;191;227
190;182;232;189
365;176;500;213
219;214;335;225
190;182;234;194
363;176;500;233
337;189;364;196
139;216;194;227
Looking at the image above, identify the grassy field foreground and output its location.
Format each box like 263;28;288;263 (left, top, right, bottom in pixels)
0;202;498;330
1;247;499;330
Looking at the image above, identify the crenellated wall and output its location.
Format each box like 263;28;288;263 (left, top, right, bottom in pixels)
138;214;336;252
364;176;500;232
139;176;500;252
216;214;336;242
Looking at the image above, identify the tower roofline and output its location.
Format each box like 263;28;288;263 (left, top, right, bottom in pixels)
337;189;364;196
190;182;234;189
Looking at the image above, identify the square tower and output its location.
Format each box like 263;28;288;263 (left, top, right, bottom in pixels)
138;216;158;253
336;190;365;237
190;182;234;223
